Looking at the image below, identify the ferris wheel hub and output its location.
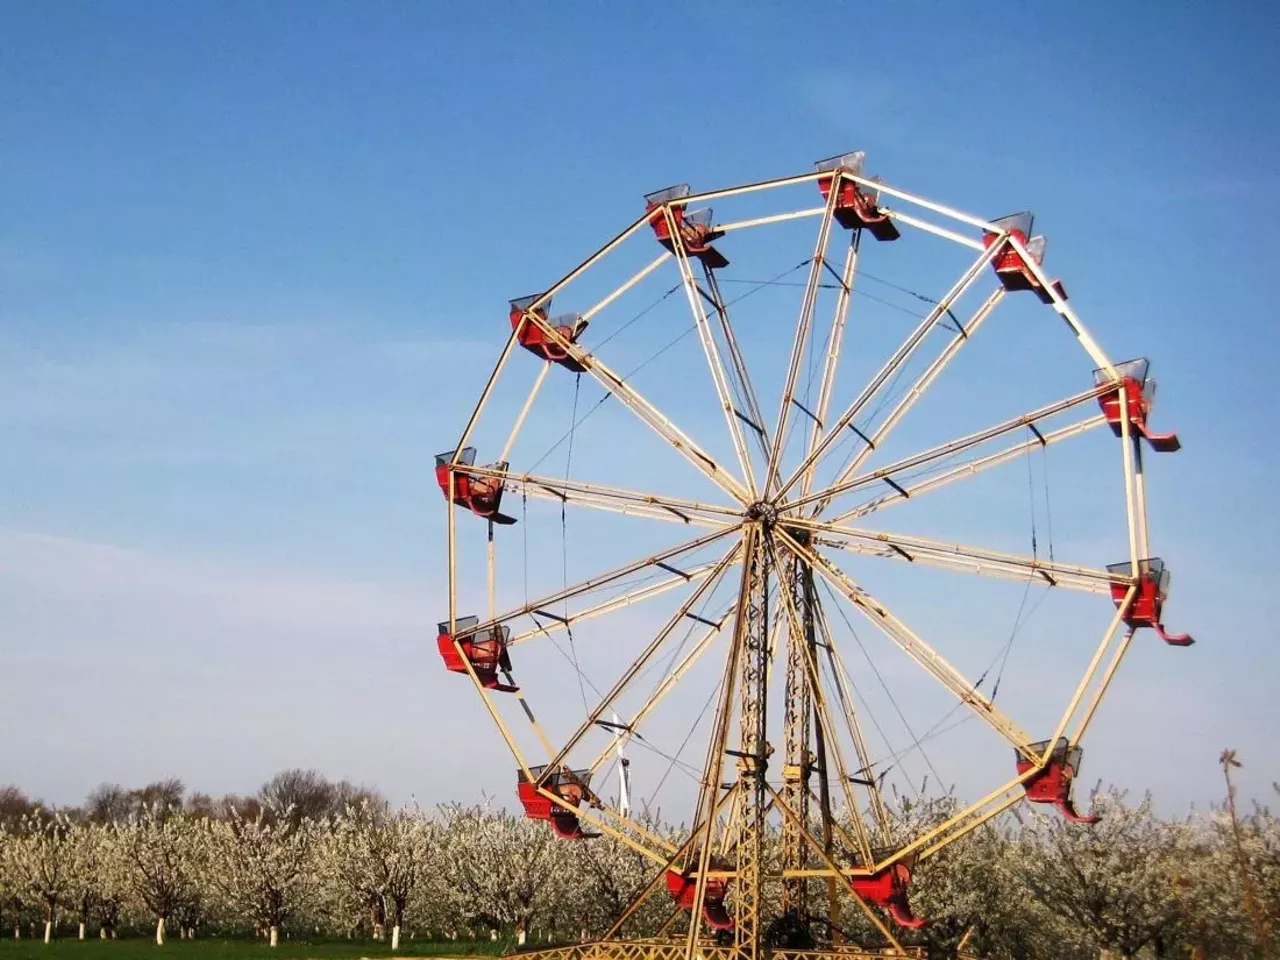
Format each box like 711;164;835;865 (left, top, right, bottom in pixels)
745;500;779;527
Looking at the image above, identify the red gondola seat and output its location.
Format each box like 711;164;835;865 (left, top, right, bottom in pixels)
814;151;900;241
509;295;588;373
437;616;518;693
1107;558;1194;646
665;869;734;931
434;447;517;525
1093;358;1182;452
1015;738;1099;823
517;766;600;840
644;184;729;269
982;213;1067;304
849;853;925;929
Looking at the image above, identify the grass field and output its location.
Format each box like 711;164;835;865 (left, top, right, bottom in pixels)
0;938;508;960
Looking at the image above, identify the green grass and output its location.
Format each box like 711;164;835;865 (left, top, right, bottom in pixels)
0;937;508;960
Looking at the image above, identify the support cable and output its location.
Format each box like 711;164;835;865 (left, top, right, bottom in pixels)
649;677;725;807
526;323;700;474
822;633;917;798
862;577;1053;780
562;373;590;713
1043;443;1057;563
527;265;817;474
990;429;1047;701
818;578;945;796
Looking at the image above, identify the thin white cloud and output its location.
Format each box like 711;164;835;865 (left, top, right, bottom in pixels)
0;528;429;634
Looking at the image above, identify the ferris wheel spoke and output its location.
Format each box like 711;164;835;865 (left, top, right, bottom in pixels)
777;527;1038;759
534;540;745;787
701;266;772;463
789;384;1111;517
514;310;752;504
584;610;729;775
510;562;726;645
663;206;761;494
776;241;1006;504
797;233;859;499
473;466;742;528
793;520;1115;594
516;483;726;528
766;540;876;866
830;413;1107;525
469;526;740;640
763;180;843;496
807;286;1006;516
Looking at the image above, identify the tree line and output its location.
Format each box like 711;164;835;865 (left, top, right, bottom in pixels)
0;765;1276;959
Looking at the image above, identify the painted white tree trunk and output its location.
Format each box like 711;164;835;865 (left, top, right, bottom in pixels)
156;917;166;946
391;925;401;950
518;927;527;946
43;920;52;944
269;926;279;947
79;922;86;940
100;927;107;940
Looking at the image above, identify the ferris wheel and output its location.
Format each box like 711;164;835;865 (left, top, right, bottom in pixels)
433;153;1193;959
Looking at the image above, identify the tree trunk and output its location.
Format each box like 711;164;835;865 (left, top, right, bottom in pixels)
392;925;401;950
43;920;52;944
79;922;86;940
269;926;279;948
156;916;166;946
518;926;527;946
100;926;107;940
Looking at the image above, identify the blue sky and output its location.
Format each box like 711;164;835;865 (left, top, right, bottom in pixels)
2;2;1278;815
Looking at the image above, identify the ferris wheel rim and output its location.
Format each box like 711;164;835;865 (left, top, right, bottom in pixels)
437;157;1191;948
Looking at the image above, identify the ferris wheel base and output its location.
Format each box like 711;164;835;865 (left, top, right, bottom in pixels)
505;939;982;960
